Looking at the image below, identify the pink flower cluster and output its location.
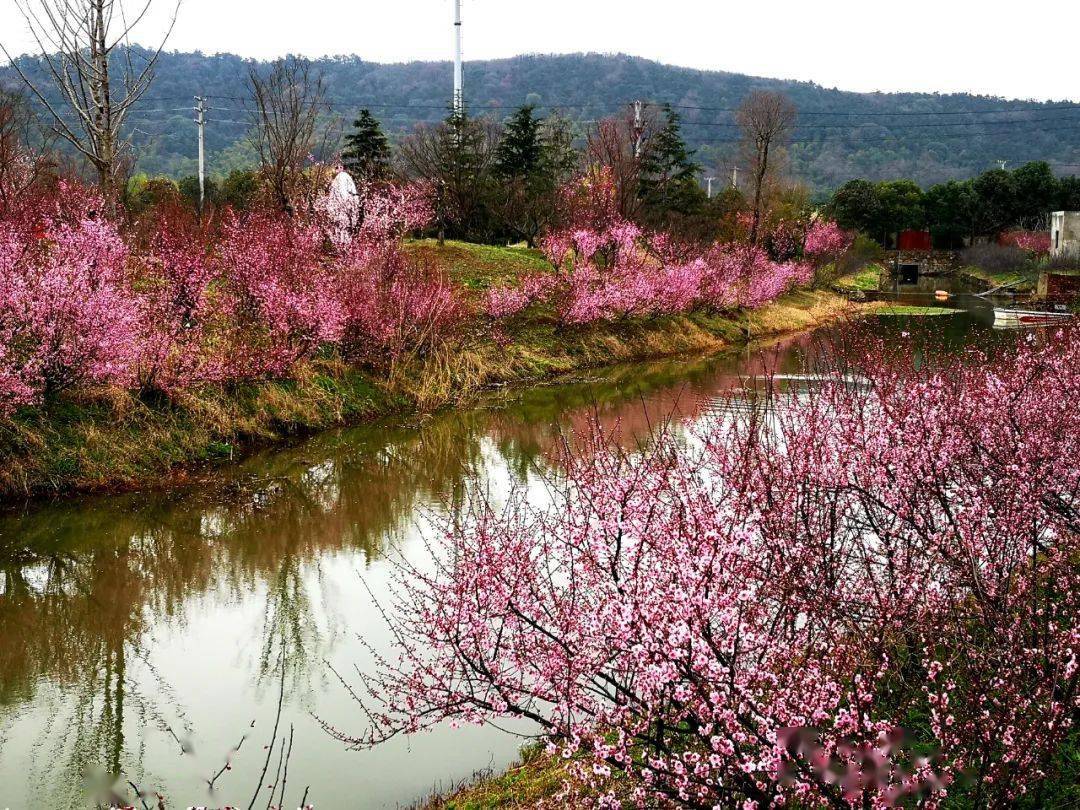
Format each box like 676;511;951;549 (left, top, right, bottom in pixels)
482;173;842;326
999;229;1052;254
0;180;456;414
344;325;1080;808
0;183;140;408
803;218;854;260
490;235;818;326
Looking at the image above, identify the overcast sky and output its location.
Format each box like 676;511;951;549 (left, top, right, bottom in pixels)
2;0;1077;101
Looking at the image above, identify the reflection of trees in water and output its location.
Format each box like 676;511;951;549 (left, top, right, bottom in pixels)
0;415;493;804
0;539;194;808
482;334;819;472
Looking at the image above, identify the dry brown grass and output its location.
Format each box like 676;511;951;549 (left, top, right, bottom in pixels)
744;289;861;336
394;315;733;410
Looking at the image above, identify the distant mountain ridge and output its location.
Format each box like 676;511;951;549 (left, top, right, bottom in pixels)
4;50;1080;191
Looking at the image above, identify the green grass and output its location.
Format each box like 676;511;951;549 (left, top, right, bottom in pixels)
404;239;551;291
423;746;568;809
0;359;393;499
873;305;963;316
835;264;884;291
959;265;1037;291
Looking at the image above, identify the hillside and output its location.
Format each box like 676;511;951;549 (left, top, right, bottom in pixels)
5;50;1080;190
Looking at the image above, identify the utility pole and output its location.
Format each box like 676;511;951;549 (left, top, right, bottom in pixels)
453;0;464;115
633;100;644;159
194;95;206;215
997;159;1008;170
706;177;715;198
731;166;739;189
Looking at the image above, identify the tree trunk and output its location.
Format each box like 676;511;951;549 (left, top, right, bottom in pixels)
750;140;770;246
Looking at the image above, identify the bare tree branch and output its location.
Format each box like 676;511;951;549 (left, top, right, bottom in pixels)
1;0;181;208
736;91;796;245
246;56;328;216
0;88;57;211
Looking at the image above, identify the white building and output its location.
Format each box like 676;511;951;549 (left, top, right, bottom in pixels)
1050;211;1080;257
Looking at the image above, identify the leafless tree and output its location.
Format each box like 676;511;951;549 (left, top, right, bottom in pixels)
0;88;55;211
247;56;329;216
584;107;658;221
736;91;796;245
2;0;181;208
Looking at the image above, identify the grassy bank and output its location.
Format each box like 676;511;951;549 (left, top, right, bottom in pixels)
834;263;885;292
0;242;866;501
419;746;569;809
958;264;1038;292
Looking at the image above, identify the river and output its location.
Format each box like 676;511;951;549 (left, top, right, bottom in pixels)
0;287;1009;808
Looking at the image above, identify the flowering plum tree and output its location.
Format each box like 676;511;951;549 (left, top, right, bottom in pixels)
214;210;346;376
481;173;838;328
332;326;1080;808
0;184;140;412
999;230;1052;254
803;219;854;261
0;169;850;419
134;207;221;392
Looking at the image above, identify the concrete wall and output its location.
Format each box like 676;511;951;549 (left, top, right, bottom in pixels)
1050;211;1080;257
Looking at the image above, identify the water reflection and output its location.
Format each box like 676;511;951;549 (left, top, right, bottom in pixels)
0;317;991;808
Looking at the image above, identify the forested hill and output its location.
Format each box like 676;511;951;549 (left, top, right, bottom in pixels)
5;49;1080;191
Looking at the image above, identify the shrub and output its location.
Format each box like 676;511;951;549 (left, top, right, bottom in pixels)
218;169;260;212
124;174;182;217
482;176;826;327
133;206;221;393
999;230;1051;254
1044;253;1080;272
338;240;467;370
214;210;345;377
803;218;854;263
961;242;1034;274
834;233;885;280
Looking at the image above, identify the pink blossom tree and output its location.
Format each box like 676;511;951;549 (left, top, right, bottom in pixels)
214;210;346;377
484;174;836;328
134;207;222;392
331;325;1080;808
0;183;140;412
803;219;854;263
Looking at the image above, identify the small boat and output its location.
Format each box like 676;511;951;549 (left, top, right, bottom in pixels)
993;303;1074;328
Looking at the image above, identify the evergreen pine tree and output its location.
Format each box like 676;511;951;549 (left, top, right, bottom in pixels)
492;105;575;246
538;113;579;185
494;105;544;180
639;104;704;223
342;109;391;182
431;109;498;242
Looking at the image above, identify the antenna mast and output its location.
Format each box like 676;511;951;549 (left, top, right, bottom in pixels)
453;0;464;115
194;96;206;216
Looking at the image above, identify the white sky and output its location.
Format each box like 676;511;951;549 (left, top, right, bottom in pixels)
2;0;1077;101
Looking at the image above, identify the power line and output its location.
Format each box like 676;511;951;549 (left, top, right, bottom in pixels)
689;121;1080;145
674;114;1080;131
664;101;1080;116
